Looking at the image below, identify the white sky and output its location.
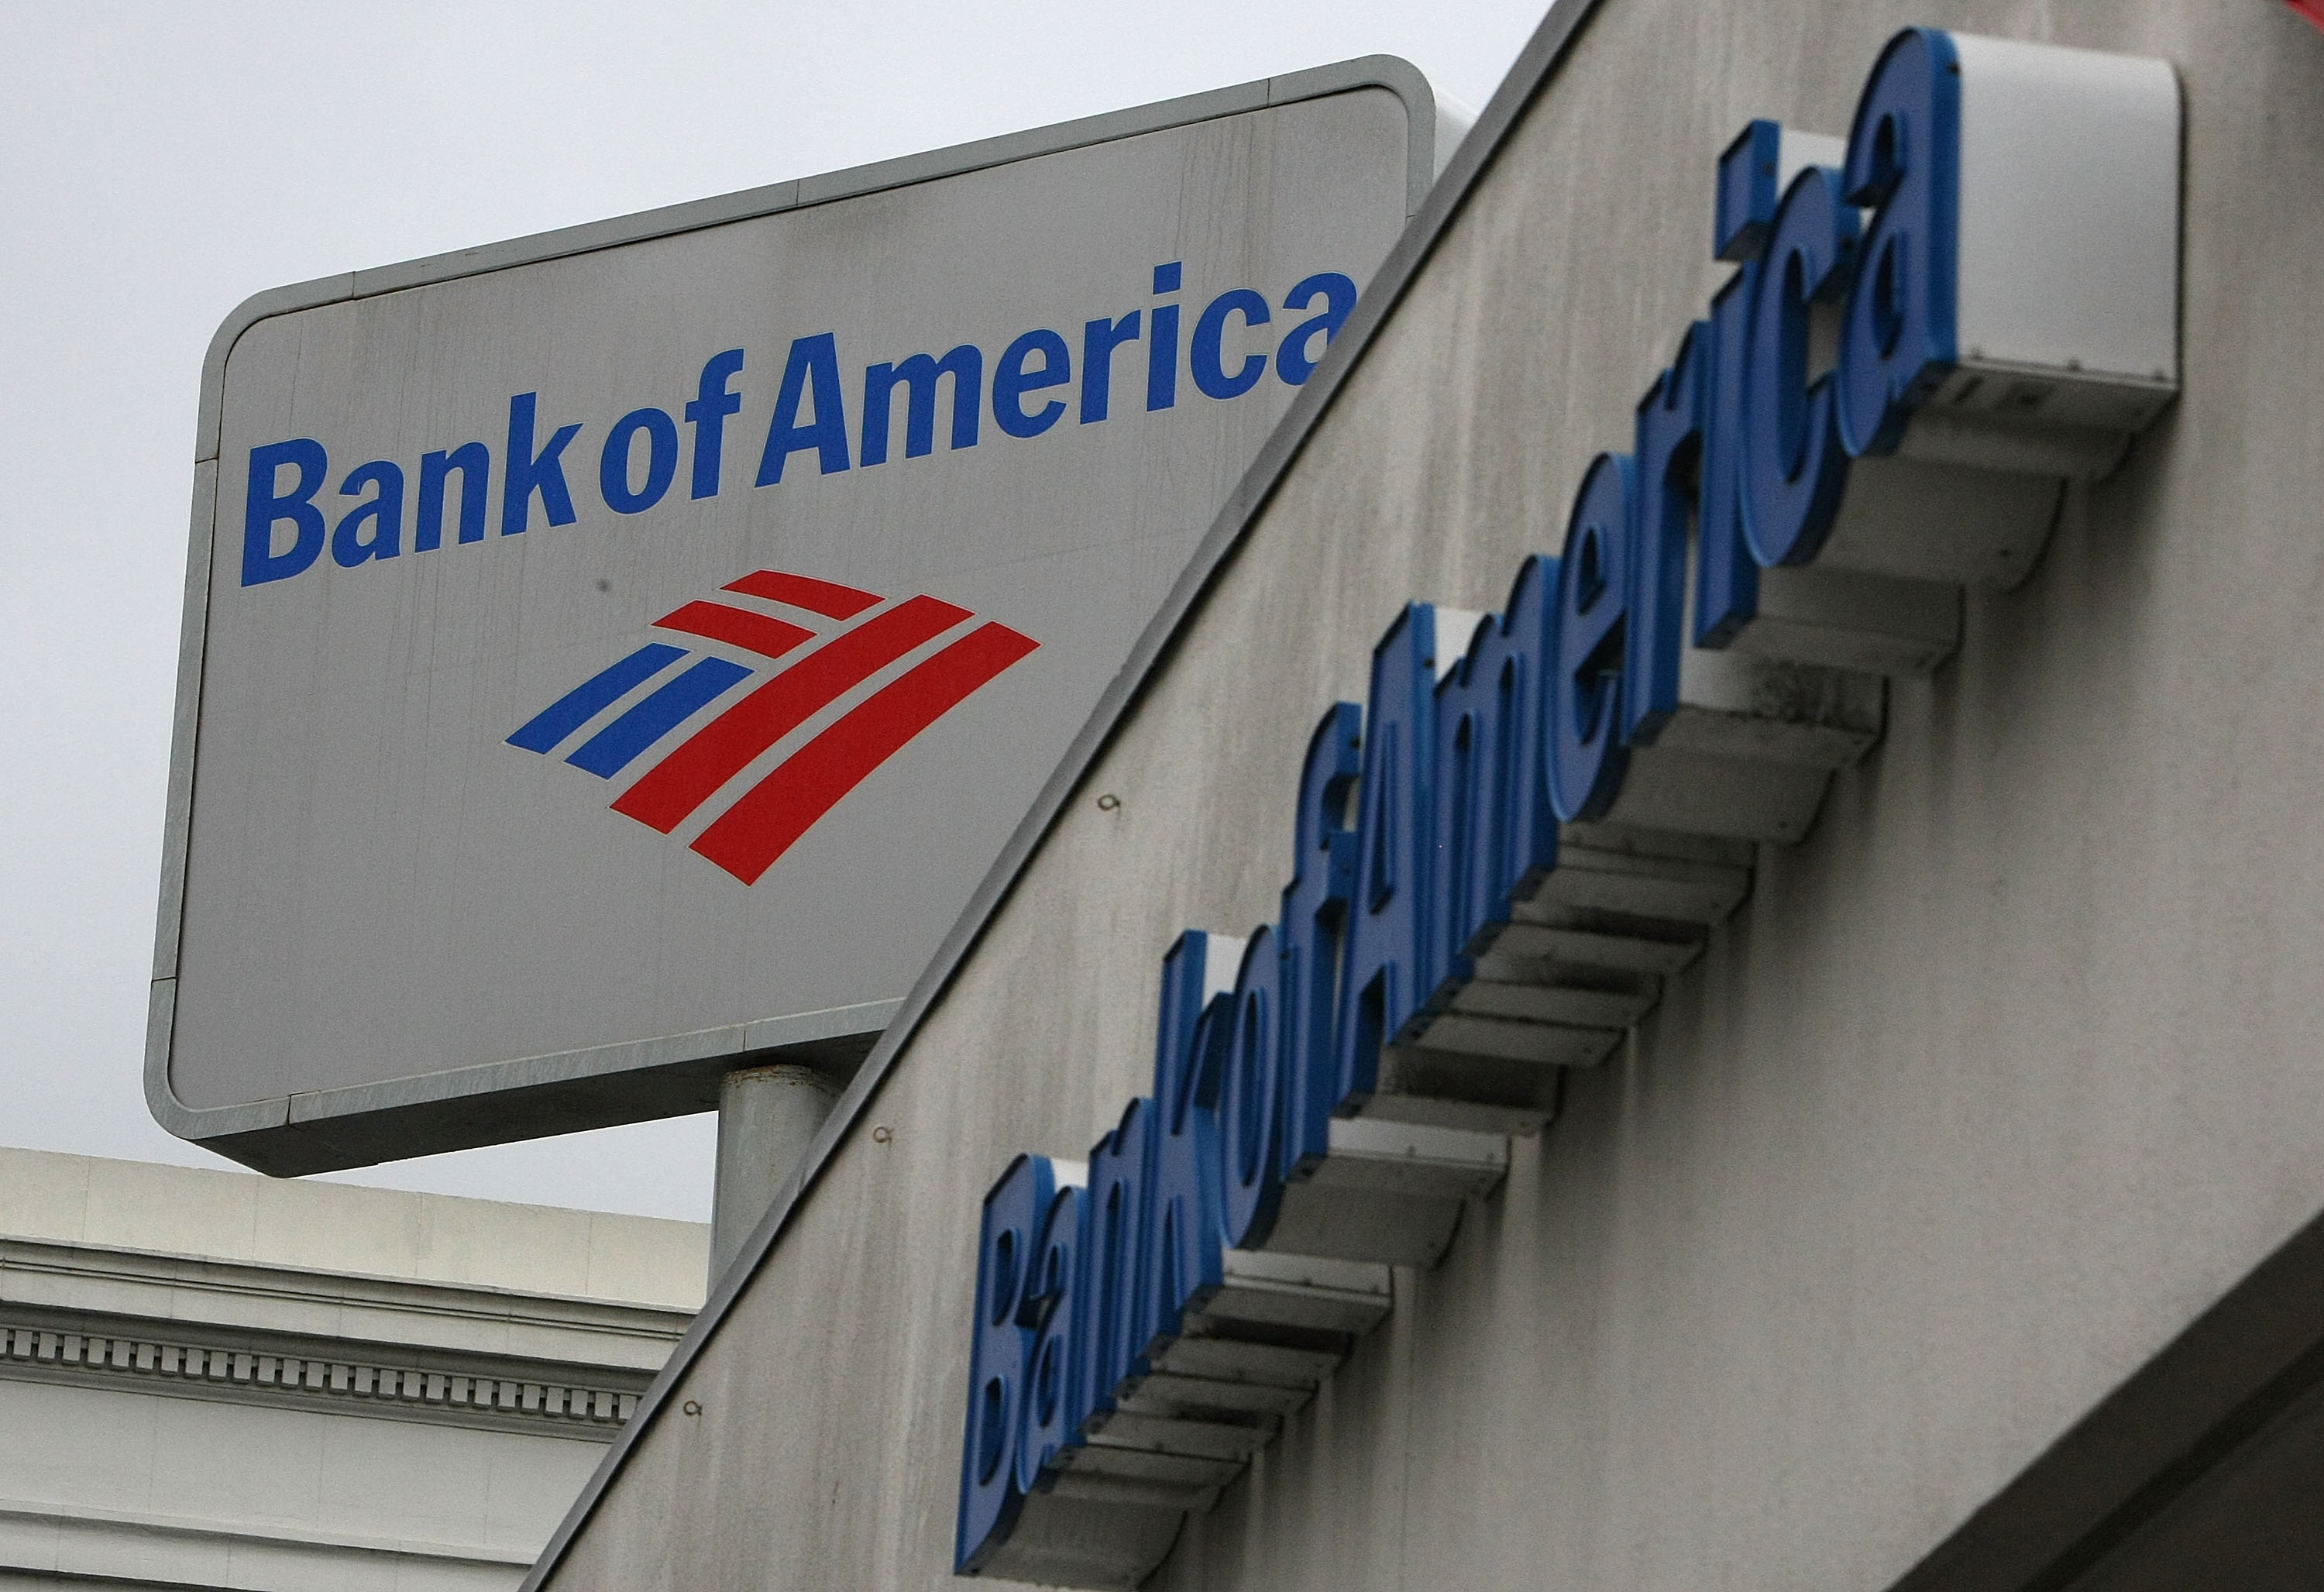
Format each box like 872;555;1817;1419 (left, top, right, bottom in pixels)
0;1;1552;1222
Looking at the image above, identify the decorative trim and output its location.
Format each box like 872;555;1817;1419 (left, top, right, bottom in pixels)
0;1319;641;1439
0;1236;693;1369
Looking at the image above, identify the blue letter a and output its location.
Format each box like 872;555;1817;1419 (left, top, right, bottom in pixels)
756;333;851;484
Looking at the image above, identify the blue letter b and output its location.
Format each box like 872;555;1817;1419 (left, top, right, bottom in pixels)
242;439;328;586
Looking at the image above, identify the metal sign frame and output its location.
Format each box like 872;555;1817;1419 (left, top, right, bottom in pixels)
148;57;1450;1176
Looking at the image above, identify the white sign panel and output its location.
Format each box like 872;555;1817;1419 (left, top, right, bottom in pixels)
151;60;1446;1173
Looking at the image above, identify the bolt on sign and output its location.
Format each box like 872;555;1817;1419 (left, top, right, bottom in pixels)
151;60;1454;1174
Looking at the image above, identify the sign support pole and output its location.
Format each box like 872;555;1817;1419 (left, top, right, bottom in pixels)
709;1064;841;1283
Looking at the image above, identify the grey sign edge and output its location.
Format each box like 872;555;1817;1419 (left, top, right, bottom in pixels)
146;54;1454;1173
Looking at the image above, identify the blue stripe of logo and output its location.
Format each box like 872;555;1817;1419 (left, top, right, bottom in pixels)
507;644;688;753
566;656;754;779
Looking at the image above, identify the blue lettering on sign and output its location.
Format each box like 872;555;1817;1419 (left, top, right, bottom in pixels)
757;333;851;484
1075;1095;1154;1448
1142;933;1236;1364
1276;703;1361;1184
332;460;404;567
1435;557;1561;975
237;263;1361;587
1016;1178;1084;1496
956;1153;1057;1573
242;439;328;586
1693;266;1761;645
685;349;745;500
1740;166;1859;569
1217;925;1284;1250
862;348;982;466
1148;261;1182;412
1336;605;1439;1111
992;330;1072;439
1838;28;1962;458
1189;288;1271;401
1627;325;1705;741
1081;312;1141;425
599;409;679;516
416;442;490;552
1275;273;1358;386
952;27;2185;1570
1548;452;1635;821
501;392;581;536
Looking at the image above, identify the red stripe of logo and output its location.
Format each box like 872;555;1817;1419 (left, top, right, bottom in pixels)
612;595;971;834
653;600;815;659
721;569;881;620
690;622;1040;884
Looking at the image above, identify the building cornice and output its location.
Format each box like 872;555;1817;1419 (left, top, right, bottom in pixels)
0;1236;690;1368
0;1314;646;1439
0;1235;696;1439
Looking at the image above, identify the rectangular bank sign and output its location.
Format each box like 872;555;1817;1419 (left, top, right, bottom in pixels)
955;29;2179;1587
151;62;1446;1174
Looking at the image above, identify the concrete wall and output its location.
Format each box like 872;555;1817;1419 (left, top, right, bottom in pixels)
535;2;2324;1589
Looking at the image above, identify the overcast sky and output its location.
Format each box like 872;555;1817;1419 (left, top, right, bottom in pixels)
0;1;1552;1222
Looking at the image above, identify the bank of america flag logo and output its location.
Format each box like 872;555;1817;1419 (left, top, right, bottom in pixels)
507;569;1037;885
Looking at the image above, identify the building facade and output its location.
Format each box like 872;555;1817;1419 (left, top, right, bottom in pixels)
0;1147;705;1590
515;1;2324;1589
